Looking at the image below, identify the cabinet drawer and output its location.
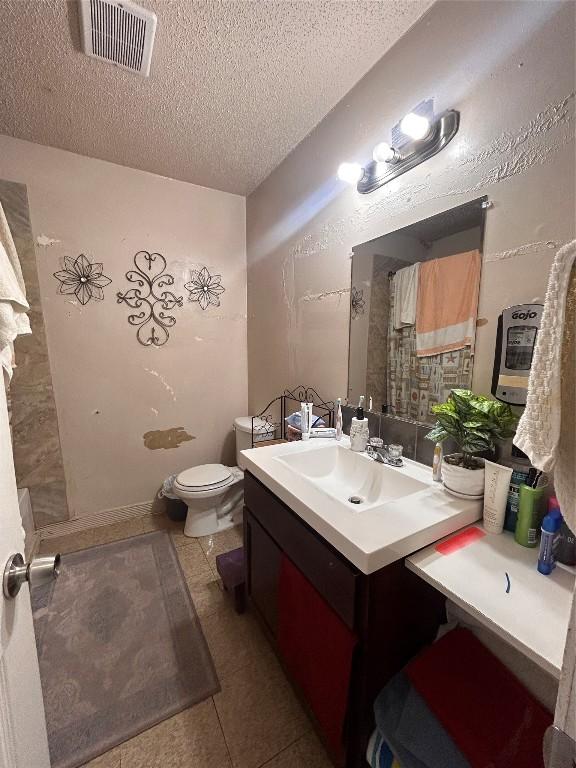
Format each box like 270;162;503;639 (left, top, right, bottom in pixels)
244;472;359;629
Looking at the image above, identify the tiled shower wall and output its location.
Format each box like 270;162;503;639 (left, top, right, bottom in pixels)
0;179;69;526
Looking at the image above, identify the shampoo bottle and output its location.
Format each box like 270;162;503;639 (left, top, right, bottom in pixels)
432;443;443;482
537;503;562;575
350;396;369;452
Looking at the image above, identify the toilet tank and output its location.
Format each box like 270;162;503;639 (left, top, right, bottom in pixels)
234;417;276;469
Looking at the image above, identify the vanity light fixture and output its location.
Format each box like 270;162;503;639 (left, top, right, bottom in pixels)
337;108;460;194
372;142;399;164
399;112;431;140
337;162;364;185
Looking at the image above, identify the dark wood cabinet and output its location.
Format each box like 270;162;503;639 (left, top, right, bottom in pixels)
243;471;446;768
244;511;282;634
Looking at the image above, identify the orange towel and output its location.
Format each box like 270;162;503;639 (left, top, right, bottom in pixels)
416;249;481;357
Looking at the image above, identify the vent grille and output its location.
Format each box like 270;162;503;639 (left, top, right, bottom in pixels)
78;0;157;76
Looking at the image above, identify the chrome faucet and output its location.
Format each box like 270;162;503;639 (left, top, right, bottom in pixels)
366;438;404;467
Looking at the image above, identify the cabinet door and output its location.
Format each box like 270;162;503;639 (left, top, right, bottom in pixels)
245;509;282;634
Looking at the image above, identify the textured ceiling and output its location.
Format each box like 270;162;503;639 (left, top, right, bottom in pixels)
0;0;433;195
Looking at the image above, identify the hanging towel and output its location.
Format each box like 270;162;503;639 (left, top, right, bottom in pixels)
415;250;481;357
392;262;419;329
0;201;31;382
514;239;576;533
277;555;357;762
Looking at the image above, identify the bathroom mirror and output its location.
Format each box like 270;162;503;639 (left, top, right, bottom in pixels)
348;197;486;424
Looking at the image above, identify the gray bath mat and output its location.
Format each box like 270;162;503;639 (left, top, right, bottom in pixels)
31;531;220;768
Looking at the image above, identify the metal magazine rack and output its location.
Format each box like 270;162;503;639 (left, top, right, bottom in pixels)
251;385;335;448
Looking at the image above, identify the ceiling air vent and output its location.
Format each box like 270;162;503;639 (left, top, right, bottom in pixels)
78;0;157;77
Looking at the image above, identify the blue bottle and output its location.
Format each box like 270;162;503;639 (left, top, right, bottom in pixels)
537;505;562;575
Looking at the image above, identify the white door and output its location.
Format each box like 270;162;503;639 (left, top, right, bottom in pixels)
0;377;50;768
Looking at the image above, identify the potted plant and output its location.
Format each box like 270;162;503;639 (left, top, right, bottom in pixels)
426;389;518;497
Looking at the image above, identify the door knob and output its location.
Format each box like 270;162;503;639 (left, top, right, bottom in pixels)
3;552;61;599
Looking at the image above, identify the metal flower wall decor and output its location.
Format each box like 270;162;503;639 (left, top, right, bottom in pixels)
53;254;112;305
351;286;366;319
185;266;225;310
116;250;183;347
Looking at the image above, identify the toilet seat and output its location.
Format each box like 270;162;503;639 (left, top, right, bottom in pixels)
175;463;233;492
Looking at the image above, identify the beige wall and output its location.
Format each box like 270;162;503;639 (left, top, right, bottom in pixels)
246;0;575;414
0;136;247;519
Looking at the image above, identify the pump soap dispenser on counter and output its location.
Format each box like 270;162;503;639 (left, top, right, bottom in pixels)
350;396;369;452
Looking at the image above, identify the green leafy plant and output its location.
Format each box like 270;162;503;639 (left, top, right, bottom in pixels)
426;389;518;470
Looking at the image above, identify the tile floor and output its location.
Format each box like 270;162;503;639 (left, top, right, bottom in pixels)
39;515;332;768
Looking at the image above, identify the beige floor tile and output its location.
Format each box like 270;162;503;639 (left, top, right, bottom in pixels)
186;568;227;619
214;653;309;768
198;524;244;570
260;731;332;768
176;540;213;578
121;700;232;768
80;746;122;768
141;512;190;548
200;600;275;680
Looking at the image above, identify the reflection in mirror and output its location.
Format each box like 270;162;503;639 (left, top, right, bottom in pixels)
348;198;486;424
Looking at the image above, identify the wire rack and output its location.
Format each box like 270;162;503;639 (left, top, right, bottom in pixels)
251;385;335;448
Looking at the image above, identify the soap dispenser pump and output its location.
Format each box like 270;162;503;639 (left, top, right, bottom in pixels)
350;396;369;452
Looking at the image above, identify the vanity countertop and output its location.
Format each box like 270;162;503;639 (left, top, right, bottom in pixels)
407;525;575;677
241;438;482;574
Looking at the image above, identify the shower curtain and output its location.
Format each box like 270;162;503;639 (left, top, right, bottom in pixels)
387;274;473;423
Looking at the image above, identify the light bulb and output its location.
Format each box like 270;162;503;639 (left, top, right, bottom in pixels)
400;112;431;140
372;142;397;163
337;162;364;185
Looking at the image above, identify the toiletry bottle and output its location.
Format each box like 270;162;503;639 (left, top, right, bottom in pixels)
537;505;562;575
515;481;547;547
300;402;309;441
504;466;530;532
335;398;343;441
432;443;443;482
307;402;315;429
350;397;369;452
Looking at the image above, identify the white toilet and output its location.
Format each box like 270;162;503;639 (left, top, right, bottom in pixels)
173;416;276;538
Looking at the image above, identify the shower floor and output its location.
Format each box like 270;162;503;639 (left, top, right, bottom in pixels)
39;516;331;768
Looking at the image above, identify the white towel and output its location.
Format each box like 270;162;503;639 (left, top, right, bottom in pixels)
514;239;576;532
0;201;31;382
392;262;419;329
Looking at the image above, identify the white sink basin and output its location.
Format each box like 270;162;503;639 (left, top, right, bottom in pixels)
276;444;428;510
241;438;482;573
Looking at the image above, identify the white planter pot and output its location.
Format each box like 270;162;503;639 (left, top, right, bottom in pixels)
442;454;485;497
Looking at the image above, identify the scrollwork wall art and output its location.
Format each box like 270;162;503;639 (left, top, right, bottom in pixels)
116;250;183;347
185;266;225;310
53;254;112;305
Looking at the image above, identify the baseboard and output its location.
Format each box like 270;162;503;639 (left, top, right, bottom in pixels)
38;500;155;540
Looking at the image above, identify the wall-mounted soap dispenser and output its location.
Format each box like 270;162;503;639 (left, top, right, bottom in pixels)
492;304;543;405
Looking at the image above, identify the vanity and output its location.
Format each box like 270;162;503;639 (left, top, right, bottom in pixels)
241;437;482;768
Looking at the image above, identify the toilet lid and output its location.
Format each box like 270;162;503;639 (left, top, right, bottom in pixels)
176;464;232;490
